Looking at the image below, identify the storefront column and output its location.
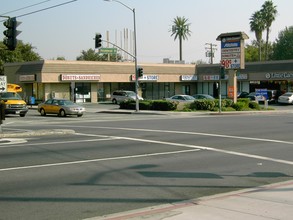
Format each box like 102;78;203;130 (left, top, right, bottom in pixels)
91;83;98;103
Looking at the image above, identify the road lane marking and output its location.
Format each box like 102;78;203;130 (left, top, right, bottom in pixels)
0;138;27;147
0;137;118;148
72;125;293;145
75;132;293;166
0;149;200;172
1;128;293;172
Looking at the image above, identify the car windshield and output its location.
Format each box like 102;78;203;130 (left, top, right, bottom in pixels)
283;93;293;97
0;92;22;100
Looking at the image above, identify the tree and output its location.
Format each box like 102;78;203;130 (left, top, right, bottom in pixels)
0;41;42;74
249;10;265;61
76;48;122;61
245;40;273;62
261;0;278;60
170;16;191;61
271;26;293;60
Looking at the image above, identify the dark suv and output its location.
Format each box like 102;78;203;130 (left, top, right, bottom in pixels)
267;90;282;103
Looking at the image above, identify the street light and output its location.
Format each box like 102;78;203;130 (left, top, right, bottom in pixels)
103;0;139;112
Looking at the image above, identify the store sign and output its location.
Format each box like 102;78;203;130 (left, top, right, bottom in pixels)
181;75;197;81
203;75;220;80
237;74;248;80
203;74;247;81
19;74;36;82
265;72;293;79
131;75;159;81
61;74;100;81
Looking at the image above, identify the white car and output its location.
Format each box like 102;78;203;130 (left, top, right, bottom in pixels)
278;92;293;104
111;90;143;104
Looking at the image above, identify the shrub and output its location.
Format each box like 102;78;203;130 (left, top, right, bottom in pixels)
120;100;177;111
151;100;177;111
249;101;261;110
232;101;247;111
190;100;216;111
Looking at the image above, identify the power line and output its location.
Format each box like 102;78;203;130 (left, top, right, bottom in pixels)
0;0;53;16
17;0;78;18
0;0;78;20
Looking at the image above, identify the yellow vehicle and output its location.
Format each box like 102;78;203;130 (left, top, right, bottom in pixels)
0;84;28;117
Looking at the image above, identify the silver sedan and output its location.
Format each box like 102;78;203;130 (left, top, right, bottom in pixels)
165;95;195;102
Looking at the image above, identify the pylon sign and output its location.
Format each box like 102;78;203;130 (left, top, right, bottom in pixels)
217;32;249;70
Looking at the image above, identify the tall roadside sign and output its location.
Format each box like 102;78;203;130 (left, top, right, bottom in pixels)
216;32;249;103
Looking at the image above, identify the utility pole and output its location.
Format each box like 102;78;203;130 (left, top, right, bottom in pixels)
205;43;217;64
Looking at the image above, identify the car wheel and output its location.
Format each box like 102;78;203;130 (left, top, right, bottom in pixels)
59;109;66;117
112;99;117;104
40;108;46;116
77;114;83;117
20;113;26;117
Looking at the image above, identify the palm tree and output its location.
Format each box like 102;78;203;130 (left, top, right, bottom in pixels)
261;0;278;60
249;10;265;61
170;16;191;61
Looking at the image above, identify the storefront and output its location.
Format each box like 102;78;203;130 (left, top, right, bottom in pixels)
4;59;293;103
3;60;196;103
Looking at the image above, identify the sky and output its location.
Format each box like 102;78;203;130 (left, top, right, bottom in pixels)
1;0;292;64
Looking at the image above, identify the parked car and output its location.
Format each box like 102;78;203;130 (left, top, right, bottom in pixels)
237;91;249;98
192;94;215;100
165;95;195;102
38;99;85;117
111;90;143;104
278;92;293;104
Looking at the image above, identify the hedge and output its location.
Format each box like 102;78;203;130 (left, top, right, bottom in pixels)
119;98;261;112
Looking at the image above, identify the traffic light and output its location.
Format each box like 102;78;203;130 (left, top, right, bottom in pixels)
137;67;143;77
220;66;225;79
95;33;102;48
3;17;21;51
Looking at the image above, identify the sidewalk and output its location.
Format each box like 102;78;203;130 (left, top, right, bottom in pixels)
87;180;293;220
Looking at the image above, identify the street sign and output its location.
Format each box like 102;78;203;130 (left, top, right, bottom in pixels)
0;76;7;92
99;48;117;54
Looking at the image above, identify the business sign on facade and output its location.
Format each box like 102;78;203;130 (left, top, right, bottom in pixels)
265;72;293;79
19;74;36;82
181;75;197;81
131;75;159;81
61;74;100;81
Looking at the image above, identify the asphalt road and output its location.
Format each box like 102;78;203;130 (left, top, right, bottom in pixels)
0;106;293;219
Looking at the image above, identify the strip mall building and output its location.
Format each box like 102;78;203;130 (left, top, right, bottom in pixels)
4;59;293;103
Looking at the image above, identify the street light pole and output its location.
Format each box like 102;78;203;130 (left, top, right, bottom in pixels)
104;0;139;111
